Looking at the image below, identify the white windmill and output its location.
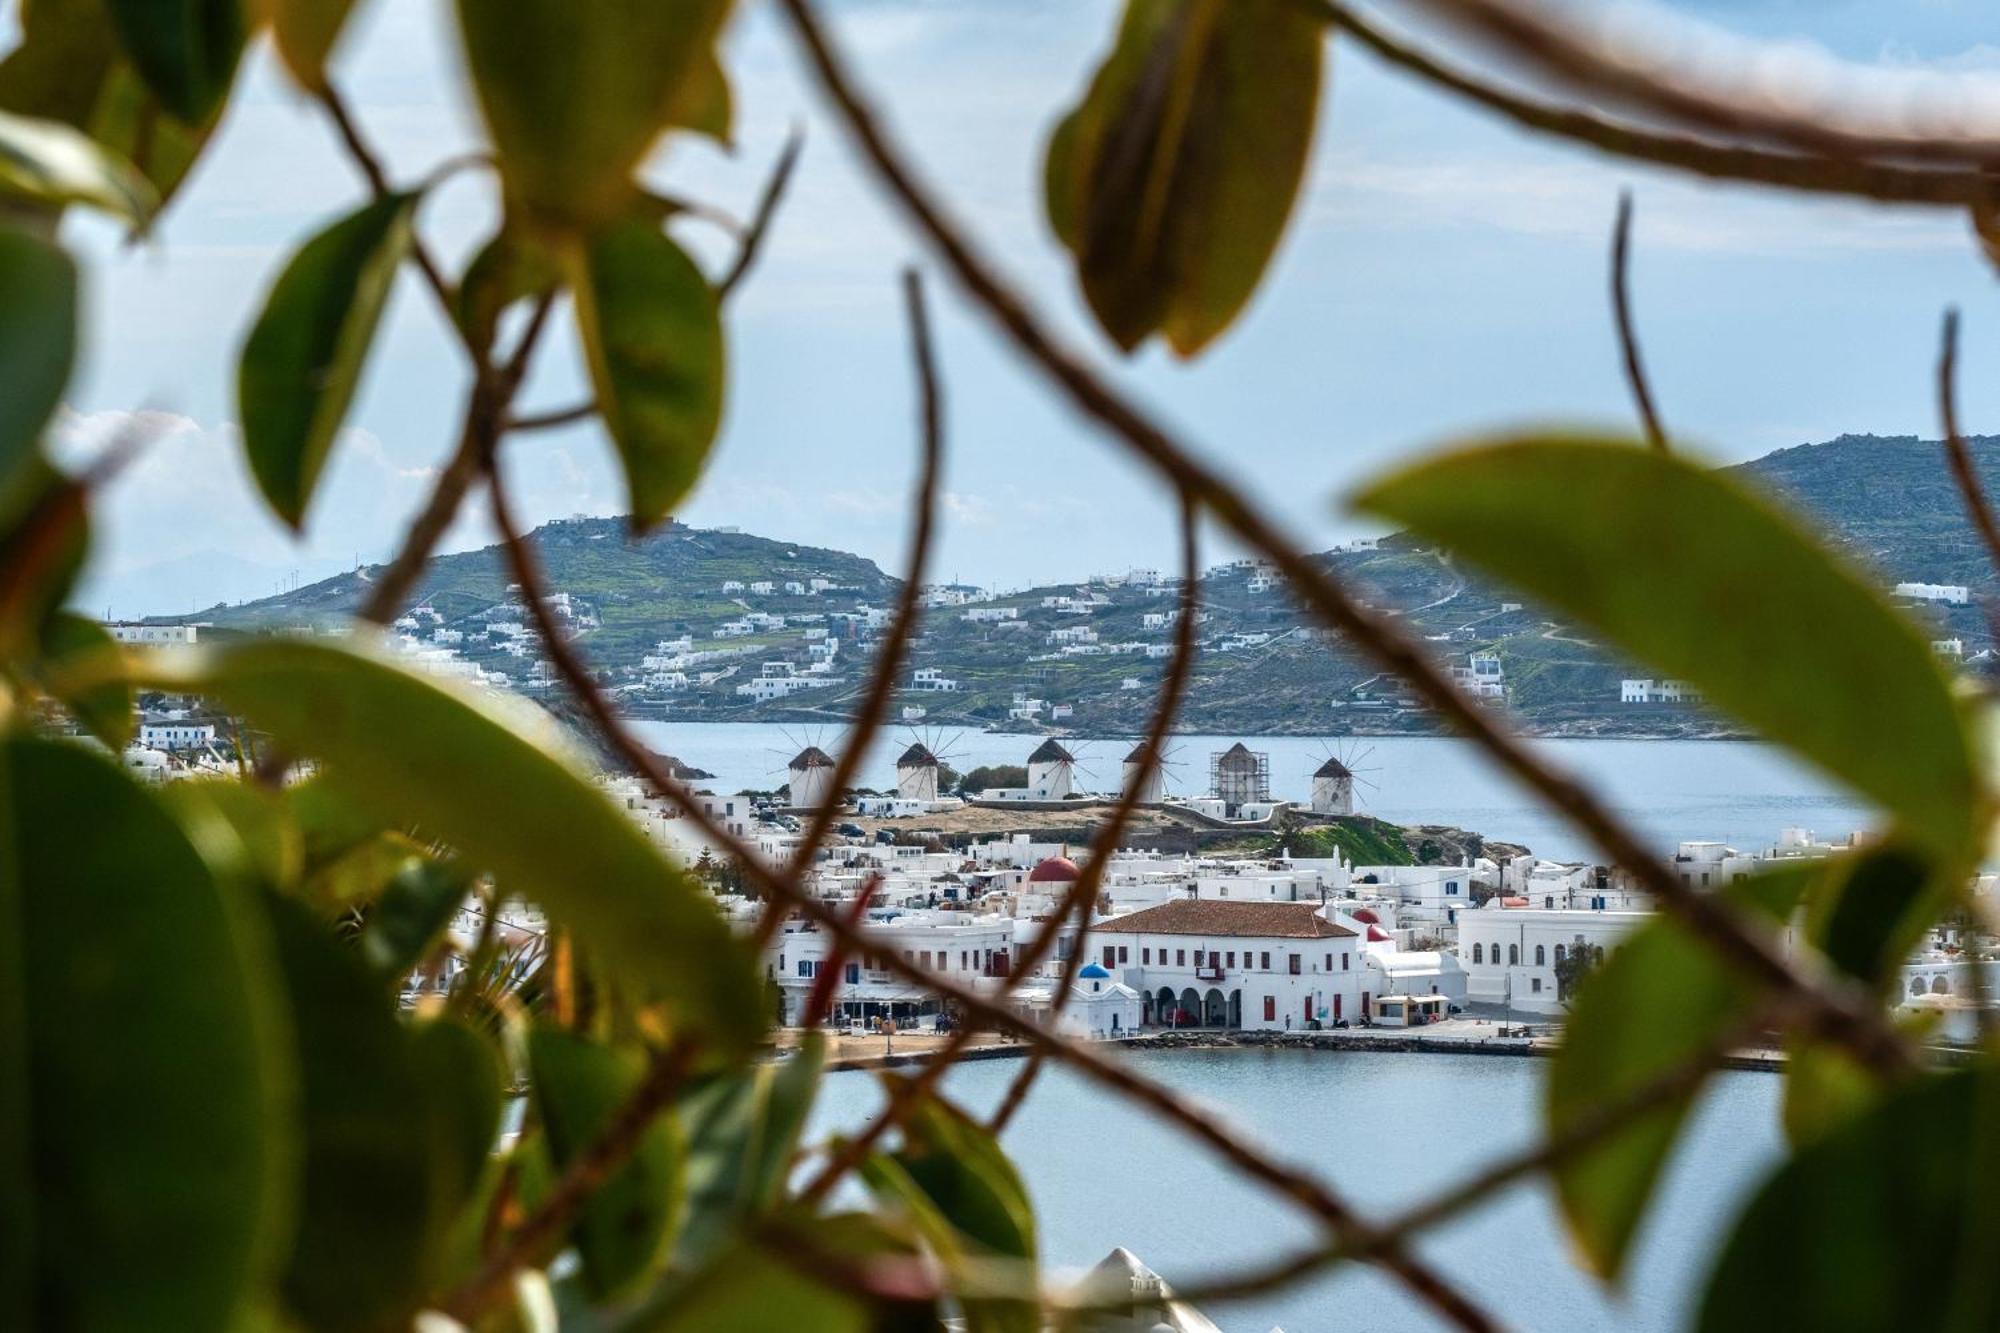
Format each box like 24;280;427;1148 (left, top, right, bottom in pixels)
1025;738;1078;799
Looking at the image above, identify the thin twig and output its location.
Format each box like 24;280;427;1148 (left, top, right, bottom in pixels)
796;488;1203;1206
719;124;806;300
508;401;596;434
774;0;1915;1078
1148;1011;1769;1311
988;493;1202;1135
1312;1;2000;207
441;1040;698;1321
314;84;456;313
1939;309;2000;580
755;268;945;951
1611;191;1667;453
358;294;555;627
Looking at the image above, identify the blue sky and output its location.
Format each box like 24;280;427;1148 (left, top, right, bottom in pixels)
51;0;2000;614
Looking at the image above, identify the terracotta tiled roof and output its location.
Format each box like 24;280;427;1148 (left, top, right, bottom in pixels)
1094;899;1356;939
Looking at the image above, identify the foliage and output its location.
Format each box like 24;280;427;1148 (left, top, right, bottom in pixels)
2;2;1998;1331
956;763;1026;795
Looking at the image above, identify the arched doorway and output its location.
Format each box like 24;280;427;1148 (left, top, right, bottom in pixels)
1202;988;1227;1027
1154;986;1178;1026
1228;990;1243;1028
1179;987;1203;1026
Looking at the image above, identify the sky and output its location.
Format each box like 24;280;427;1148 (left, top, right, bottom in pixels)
47;0;2000;615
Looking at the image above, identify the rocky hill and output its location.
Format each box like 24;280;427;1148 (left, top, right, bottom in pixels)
168;435;1999;737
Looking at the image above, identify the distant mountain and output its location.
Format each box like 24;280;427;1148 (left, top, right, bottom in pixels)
77;548;351;620
168;435;1996;737
1730;433;2000;589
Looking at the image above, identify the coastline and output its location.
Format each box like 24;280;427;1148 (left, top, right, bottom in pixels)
815;1028;1792;1075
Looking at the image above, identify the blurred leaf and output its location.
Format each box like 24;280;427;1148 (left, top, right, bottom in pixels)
88;58;218;210
238;192;415;529
101;0;244;125
568;214;725;529
455;223;561;354
142;636;766;1050
860;1090;1036;1333
1781;1038;1878;1147
160;777;303;890
1803;842;1940;993
672;49;732;145
0;736;290;1330
263;893;438;1330
0;109;154;226
1046;0;1324;356
0;459;88;660
1546;865;1812;1283
261;0;360;91
675;1033;826;1268
529;1027;681;1301
1354;437;1986;864
410;1015;504;1238
359;855;472;981
633;1213;929;1332
0;226;75;502
37;612;131;746
454;0;731;224
0;0;214;218
288;773;385;868
1700;1066;2000;1331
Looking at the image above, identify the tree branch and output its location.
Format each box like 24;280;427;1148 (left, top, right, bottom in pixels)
773;0;1915;1078
1938;309;2000;581
719;124;806;301
1312;1;2000;207
1611;191;1667;453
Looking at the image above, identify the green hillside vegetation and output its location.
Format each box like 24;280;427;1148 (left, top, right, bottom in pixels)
175;436;1997;736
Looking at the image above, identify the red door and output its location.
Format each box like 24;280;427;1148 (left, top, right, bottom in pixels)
1333;994;1342;1020
1361;991;1371;1019
1303;996;1313;1023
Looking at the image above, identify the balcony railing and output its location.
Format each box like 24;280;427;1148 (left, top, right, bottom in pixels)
1194;964;1225;982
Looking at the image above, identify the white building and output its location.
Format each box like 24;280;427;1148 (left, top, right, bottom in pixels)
910;667;959;692
1895;582;1970;605
896;743;942;802
1026;739;1077;799
1121;741;1166;805
1092;899;1367;1029
1459;899;1650;1013
1620;679;1704;705
138;719;216;750
106;622;198;647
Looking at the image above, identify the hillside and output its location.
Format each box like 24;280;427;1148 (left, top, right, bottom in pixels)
168;435;1998;737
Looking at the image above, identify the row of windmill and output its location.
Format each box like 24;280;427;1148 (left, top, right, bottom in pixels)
769;727;1371;815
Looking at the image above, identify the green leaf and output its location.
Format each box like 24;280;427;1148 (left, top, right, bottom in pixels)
529;1027;682;1301
1700;1066;2000;1331
410;1016;504;1235
0;109;155;226
672;49;733;146
860;1089;1037;1333
0;0;214;218
1353;437;1987;864
359;855;473;981
1803;842;1941;993
675;1033;827;1268
1046;0;1324;356
0;226;75;502
159;777;303;891
102;0;245;126
37;612;131;746
263;0;361;92
569;215;725;529
262;893;438;1330
0;736;290;1330
454;0;732;225
142;635;765;1050
455;223;561;355
238;192;415;529
633;1213;928;1332
1546;866;1813;1282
